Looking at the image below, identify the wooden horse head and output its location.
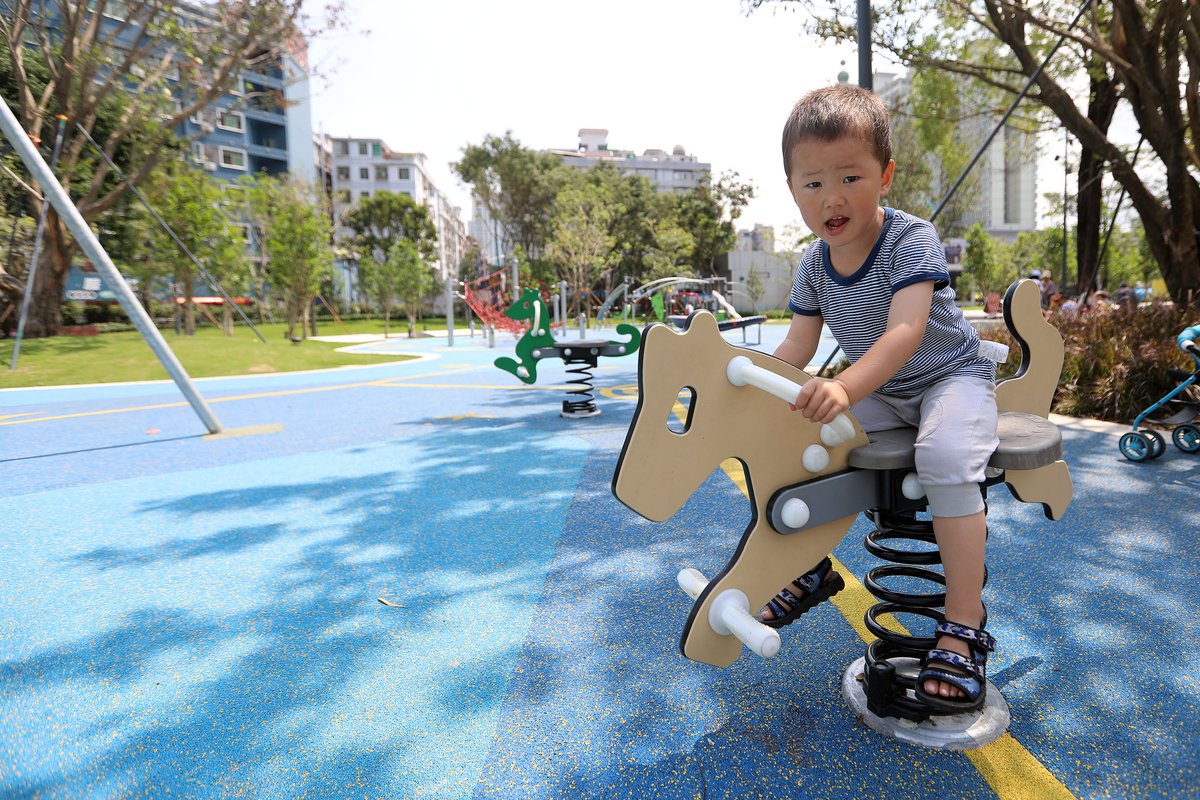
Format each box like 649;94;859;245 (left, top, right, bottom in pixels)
611;312;869;666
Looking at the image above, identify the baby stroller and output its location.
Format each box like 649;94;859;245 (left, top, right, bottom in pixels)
1119;324;1200;461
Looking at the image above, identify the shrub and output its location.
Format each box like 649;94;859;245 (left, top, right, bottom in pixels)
988;302;1199;423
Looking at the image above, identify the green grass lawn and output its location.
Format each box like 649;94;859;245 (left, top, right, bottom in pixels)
0;319;434;388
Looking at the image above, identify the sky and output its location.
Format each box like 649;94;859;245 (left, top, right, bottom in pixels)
305;0;876;238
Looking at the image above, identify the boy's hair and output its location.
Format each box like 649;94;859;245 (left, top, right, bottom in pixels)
782;85;892;175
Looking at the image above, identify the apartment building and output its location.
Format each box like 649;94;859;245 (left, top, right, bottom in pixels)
549;128;711;193
324;136;468;305
874;72;1038;243
31;1;316;303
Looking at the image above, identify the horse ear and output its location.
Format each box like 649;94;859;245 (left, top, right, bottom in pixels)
681;309;722;340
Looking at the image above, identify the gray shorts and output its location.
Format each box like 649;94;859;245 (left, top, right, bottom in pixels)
850;376;998;518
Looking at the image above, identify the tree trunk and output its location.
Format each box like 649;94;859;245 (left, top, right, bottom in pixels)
21;214;74;338
1075;69;1119;297
222;306;233;336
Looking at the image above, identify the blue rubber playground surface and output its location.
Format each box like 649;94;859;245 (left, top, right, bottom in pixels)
2;323;1197;799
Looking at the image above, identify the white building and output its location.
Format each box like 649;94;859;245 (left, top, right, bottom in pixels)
548;128;711;193
719;226;802;314
874;72;1038;241
324;136;468;305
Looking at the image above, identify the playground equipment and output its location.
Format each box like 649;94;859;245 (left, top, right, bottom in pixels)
494;288;640;418
1119;325;1200;461
611;279;1072;749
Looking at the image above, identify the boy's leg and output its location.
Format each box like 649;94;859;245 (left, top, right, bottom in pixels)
927;511;988;699
914;377;998;700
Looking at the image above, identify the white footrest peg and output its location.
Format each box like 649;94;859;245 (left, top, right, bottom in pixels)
677;569;781;658
708;588;781;659
677;567;709;600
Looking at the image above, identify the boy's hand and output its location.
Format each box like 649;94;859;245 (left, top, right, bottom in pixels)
791;377;851;423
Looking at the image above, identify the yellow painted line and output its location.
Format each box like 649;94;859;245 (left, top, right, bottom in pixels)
0;411;43;422
0;366;489;427
714;460;1076;800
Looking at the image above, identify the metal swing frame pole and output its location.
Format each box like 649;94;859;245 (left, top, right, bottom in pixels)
0;99;223;434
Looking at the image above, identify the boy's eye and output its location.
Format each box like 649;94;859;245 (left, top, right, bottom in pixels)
804;181;821;189
843;175;860;184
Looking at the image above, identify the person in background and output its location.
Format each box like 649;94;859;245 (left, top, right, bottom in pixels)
1039;273;1057;310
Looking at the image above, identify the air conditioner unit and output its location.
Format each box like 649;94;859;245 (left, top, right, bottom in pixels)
202;161;217;172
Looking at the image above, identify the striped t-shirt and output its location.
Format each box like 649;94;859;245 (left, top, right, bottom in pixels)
788;207;995;397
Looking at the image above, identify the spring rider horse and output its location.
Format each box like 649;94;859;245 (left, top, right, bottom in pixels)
495;287;641;418
610;279;1073;750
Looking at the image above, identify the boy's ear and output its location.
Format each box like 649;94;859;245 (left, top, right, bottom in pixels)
880;159;896;196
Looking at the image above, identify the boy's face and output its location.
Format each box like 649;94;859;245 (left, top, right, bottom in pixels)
786;136;895;268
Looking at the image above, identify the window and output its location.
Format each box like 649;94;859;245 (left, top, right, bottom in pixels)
336;166;349;180
336;189;351;203
166;65;180;81
375;166;388;181
334;140;349;156
359;167;369;180
358;142;368;155
372;143;382;156
86;0;128;20
360;191;370;198
217;110;244;133
219;147;247;171
192;142;209;164
397;168;410;180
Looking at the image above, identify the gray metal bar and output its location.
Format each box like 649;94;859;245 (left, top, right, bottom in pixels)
0;99;224;434
857;0;872;90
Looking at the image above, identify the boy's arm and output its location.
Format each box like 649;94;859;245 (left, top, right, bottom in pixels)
773;313;823;370
792;281;933;423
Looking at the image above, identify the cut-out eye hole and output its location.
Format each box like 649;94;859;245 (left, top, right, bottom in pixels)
666;386;696;434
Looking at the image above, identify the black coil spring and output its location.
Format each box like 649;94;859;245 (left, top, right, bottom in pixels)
561;356;598;415
860;507;988;720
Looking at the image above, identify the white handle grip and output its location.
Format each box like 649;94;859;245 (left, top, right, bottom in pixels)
726;355;856;445
727;355;800;404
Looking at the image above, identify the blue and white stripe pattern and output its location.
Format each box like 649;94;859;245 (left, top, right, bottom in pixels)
788;207;995;397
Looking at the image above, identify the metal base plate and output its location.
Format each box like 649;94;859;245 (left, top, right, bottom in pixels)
561;407;601;419
842;657;1010;751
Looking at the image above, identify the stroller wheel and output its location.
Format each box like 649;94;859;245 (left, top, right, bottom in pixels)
1120;432;1152;462
1113;431;1152;462
1145;430;1167;459
1172;424;1200;453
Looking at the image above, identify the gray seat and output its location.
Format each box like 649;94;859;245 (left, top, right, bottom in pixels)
847;411;1062;472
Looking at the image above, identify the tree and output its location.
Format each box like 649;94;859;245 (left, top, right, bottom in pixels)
241;175;332;341
139;160;246;335
0;0;344;336
963;222;1011;300
671;171;754;275
643;219;696;283
341;190;438;265
747;0;1200;306
745;262;766;312
390;239;433;338
545;175;619;317
354;252;398;336
452;132;561;261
